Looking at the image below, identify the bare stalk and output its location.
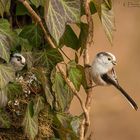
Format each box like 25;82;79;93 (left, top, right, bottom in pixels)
79;0;94;139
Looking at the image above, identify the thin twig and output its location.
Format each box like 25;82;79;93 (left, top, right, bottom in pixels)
18;0;56;48
19;0;89;128
80;0;94;139
59;48;71;61
84;0;94;111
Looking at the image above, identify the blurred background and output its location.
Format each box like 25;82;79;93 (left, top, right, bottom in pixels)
69;0;140;140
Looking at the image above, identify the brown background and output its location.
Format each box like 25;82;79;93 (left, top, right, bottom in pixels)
69;1;140;140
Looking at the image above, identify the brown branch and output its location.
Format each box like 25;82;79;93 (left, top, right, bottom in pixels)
18;0;56;48
80;0;94;139
84;0;94;110
18;0;71;62
19;0;90;130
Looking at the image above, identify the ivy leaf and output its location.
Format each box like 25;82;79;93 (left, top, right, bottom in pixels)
0;109;10;128
93;0;115;45
30;0;47;8
64;85;74;109
0;0;11;17
0;45;9;63
0;88;8;107
77;65;88;90
22;101;38;140
54;113;79;139
51;72;73;111
44;86;54;108
51;72;67;111
34;96;45;115
68;61;82;91
19;24;43;48
0;19;17;62
60;25;79;50
101;0;115;44
45;0;80;44
0;64;15;89
78;23;89;55
22;51;33;69
34;48;63;69
51;138;61;140
6;82;22;100
20;38;33;52
16;2;29;16
70;117;81;135
81;1;97;15
32;67;54;108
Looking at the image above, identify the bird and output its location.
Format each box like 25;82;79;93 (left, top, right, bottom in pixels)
10;53;26;72
91;52;138;110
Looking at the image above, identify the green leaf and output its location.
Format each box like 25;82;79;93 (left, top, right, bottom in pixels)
78;23;89;55
23;101;38;140
60;25;79;50
0;88;8;107
51;138;61;140
19;24;43;48
34;96;45;115
19;37;33;52
54;113;79;140
93;0;115;45
68;61;82;91
81;1;97;15
30;0;47;8
51;72;73;111
6;82;22;100
44;85;54;108
90;1;97;14
0;45;9;63
77;65;88;90
70;117;81;135
0;19;17;62
34;48;63;69
0;109;10;128
45;0;80;44
16;2;29;16
56;113;70;128
0;64;15;89
22;51;33;69
0;0;11;17
51;72;67;111
32;67;54;108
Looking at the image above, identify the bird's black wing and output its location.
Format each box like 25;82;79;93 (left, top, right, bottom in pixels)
101;74;138;111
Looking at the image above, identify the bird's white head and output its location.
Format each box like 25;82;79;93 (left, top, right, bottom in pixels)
94;52;117;72
10;53;26;71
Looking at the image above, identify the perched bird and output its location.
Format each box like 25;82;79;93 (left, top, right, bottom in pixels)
10;53;26;71
91;52;138;110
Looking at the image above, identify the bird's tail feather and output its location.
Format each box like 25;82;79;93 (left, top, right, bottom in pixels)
101;74;138;111
114;84;138;110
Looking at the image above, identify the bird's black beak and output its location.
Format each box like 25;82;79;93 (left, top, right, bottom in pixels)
112;61;117;65
21;62;25;65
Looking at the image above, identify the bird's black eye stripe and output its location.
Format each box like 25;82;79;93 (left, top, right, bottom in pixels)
15;56;21;61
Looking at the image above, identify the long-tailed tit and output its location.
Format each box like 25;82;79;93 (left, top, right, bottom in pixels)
91;52;138;110
10;53;26;71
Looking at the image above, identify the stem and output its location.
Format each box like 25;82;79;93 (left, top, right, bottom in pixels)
80;0;94;139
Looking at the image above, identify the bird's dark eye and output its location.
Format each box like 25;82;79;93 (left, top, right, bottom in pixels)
17;58;21;61
108;57;111;61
